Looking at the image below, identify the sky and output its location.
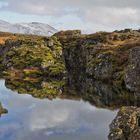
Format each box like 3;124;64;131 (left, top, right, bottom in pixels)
0;0;139;33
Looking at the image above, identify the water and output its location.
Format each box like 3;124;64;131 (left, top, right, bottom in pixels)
0;79;117;140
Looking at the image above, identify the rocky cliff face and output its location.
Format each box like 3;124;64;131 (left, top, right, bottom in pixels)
55;29;140;94
0;29;140;93
125;47;140;93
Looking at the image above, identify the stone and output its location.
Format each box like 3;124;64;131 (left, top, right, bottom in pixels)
109;106;140;140
125;46;140;93
0;102;8;116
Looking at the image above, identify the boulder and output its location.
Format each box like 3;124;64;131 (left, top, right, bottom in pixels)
0;102;8;116
125;47;140;93
109;106;140;140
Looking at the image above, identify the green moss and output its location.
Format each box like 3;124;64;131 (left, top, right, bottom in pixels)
48;62;65;76
87;58;102;67
1;35;65;77
0;57;4;72
23;69;42;77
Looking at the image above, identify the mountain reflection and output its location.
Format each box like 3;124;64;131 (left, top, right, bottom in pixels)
4;77;140;109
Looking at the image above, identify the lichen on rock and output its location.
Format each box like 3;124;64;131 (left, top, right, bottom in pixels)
124;46;140;93
109;106;140;140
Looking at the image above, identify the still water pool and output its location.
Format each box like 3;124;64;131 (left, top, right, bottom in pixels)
0;79;117;140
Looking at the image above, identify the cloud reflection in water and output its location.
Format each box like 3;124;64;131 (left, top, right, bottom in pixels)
0;80;116;140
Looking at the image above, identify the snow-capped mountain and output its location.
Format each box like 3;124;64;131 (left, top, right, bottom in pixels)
0;20;58;36
0;20;12;32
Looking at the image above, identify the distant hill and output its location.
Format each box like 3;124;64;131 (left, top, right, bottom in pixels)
0;20;58;36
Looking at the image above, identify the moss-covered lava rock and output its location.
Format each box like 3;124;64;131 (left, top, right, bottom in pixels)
0;32;65;77
0;102;8;116
56;29;140;92
109;106;140;140
0;29;140;93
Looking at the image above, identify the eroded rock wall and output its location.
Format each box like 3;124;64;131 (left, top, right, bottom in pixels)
56;30;140;93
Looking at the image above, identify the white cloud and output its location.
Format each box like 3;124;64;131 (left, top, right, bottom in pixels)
0;0;139;32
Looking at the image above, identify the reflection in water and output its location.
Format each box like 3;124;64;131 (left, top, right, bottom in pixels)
5;78;65;99
0;79;116;140
1;77;140;140
4;78;140;109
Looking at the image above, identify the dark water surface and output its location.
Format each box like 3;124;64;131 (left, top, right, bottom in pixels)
0;79;117;140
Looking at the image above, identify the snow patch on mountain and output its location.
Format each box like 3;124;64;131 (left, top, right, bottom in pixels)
0;20;58;36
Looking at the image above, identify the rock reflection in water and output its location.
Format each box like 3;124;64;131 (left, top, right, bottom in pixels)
4;77;140;109
5;78;65;99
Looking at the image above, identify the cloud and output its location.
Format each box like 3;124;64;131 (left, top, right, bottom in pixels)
1;0;140;15
0;0;139;32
